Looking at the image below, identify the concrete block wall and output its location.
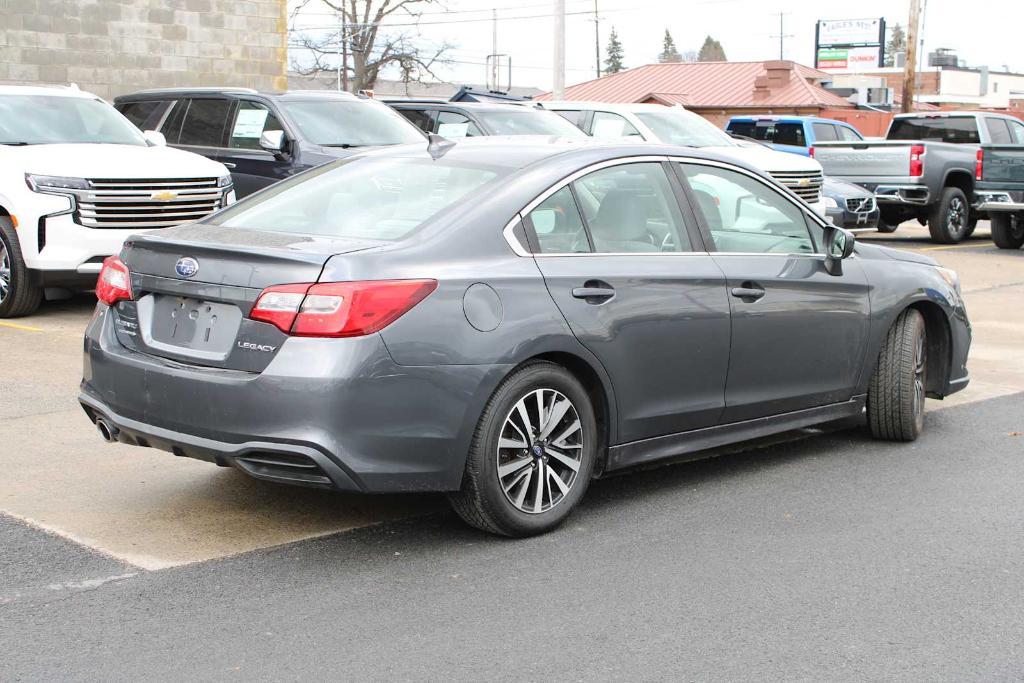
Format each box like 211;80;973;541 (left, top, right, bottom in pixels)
0;0;288;100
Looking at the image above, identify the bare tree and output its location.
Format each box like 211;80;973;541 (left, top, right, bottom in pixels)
290;0;453;92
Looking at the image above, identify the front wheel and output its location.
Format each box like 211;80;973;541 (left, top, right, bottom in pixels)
449;362;598;537
876;219;899;233
0;217;43;318
991;213;1024;249
928;187;970;244
867;309;927;442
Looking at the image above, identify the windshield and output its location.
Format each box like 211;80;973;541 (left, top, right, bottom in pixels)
279;99;424;147
635;110;735;147
474;109;587;137
210;157;503;241
0;95;146;146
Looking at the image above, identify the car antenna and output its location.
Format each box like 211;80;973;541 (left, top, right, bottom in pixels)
426;132;456;160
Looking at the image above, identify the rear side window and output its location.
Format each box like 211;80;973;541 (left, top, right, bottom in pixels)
436;111;482;138
228;101;284;149
396;108;434;133
211;157;502;241
770;123;806;147
527;186;590;254
985;118;1012;144
811;122;838;141
118;100;167;130
178;98;232;147
838;125;863;142
888;116;980;143
552;109;584;127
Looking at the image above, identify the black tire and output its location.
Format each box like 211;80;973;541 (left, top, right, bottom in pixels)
867;309;927;442
875;220;899;233
991;213;1024;250
448;361;598;537
0;217;43;318
963;216;978;238
927;187;970;244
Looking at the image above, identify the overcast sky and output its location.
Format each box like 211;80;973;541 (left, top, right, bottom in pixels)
289;0;1022;91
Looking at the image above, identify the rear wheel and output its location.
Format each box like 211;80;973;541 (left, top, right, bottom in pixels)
0;217;42;318
449;362;597;537
928;187;970;244
867;309;927;442
991;213;1024;249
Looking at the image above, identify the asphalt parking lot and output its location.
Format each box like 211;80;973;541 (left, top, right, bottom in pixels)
2;221;1023;679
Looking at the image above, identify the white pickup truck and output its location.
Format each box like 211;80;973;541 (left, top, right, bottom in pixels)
0;85;235;317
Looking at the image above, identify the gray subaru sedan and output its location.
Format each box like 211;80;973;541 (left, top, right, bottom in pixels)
80;137;971;536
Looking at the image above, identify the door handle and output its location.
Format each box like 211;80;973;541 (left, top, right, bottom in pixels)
572;282;615;303
221;162;237;168
730;282;766;301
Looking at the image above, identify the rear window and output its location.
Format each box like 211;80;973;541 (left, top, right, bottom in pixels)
473;109;586;137
729;121;805;146
209;157;503;241
118;100;166;130
887;116;980;143
727;121;758;138
280;99;424;147
985;118;1012;144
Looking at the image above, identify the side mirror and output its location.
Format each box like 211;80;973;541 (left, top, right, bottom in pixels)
143;130;166;147
823;225;855;275
259;129;286;155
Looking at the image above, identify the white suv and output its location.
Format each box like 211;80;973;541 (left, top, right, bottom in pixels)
0;85;235;317
538;101;825;214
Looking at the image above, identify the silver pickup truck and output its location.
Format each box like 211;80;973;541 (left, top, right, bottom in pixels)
813;111;1024;243
976;144;1024;249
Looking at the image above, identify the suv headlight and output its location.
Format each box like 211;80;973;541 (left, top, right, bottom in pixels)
217;174;233;188
25;174;90;192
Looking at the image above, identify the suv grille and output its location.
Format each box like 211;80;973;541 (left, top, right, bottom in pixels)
72;178;227;229
768;170;823;204
845;196;876;213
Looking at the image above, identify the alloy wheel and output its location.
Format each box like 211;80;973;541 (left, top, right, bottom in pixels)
496;388;583;514
946;197;965;236
913;332;927;419
0;239;10;304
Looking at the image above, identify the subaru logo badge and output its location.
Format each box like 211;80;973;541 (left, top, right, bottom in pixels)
175;257;199;278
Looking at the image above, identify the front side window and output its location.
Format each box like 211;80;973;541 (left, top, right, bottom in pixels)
590;112;642;140
436;111;482;138
210;157;502;241
0;95;146;146
812;122;838;142
280;99;424;147
178;98;232;147
527;186;590;254
228;101;284;149
679;164;814;255
573;163;691;253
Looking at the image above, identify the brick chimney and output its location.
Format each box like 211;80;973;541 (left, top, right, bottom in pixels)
763;60;794;87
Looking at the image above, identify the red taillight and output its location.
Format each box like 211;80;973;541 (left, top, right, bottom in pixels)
808;146;815;158
95;256;133;306
975;148;984;180
909;144;925;177
250;279;437;337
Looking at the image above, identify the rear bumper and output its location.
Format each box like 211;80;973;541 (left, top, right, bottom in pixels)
80;305;508;493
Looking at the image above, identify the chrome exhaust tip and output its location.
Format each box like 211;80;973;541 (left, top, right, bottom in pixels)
95;418;119;443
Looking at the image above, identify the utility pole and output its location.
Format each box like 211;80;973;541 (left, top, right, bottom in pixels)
491;8;498;90
902;0;922;112
771;12;793;60
341;10;349;92
592;0;600;79
553;0;565;98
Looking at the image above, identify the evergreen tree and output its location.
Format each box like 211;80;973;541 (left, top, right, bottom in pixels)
884;23;906;67
659;29;682;63
697;35;727;62
604;27;625;74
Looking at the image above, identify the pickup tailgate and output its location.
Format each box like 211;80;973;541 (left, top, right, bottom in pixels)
813;141;913;178
980;144;1024;185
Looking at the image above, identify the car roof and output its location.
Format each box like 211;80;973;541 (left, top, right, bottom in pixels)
113;88;365;103
357;135;768;177
0;84;98;99
540;101;673;113
387;101;539;113
892;110;1009;119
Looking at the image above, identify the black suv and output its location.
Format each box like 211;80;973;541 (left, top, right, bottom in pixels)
385;100;586;139
115;89;424;197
